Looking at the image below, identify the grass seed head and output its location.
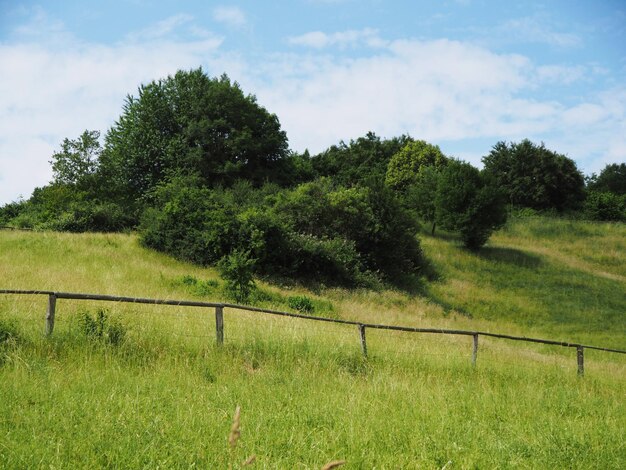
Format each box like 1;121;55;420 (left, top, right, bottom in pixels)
321;460;346;470
228;405;241;449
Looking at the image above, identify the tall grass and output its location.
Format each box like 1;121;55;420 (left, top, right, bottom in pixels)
0;221;625;467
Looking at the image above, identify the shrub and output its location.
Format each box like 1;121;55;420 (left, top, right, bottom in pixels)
287;295;315;314
218;250;257;304
78;309;126;346
436;160;507;250
583;191;625;221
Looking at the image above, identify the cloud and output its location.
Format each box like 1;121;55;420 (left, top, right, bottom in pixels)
252;36;625;175
213;6;247;28
500;17;581;47
288;28;386;49
0;12;229;204
1;13;624;204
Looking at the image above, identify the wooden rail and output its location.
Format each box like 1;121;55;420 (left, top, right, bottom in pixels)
2;289;625;376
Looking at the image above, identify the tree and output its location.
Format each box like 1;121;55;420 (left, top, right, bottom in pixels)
405;166;441;235
218;249;257;303
586;163;626;195
583;191;625;222
482;139;585;211
311;132;412;187
100;69;289;207
385;140;448;190
435;160;507;250
50;130;101;188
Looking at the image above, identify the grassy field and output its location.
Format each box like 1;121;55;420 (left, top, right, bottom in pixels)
0;216;625;468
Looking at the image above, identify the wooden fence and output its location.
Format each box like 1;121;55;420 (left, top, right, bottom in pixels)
1;289;625;376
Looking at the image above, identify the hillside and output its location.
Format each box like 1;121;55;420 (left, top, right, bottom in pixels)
0;216;625;468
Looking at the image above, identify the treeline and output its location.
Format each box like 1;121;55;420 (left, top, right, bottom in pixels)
1;68;624;287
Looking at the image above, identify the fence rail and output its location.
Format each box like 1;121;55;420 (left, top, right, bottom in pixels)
2;289;625;376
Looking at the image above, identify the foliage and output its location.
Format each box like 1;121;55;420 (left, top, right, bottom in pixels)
404;165;442;235
50;130;101;189
586;163;626;195
435;160;507;249
311;132;412;186
140;177;423;287
0;200;26;226
78;309;126;346
218;249;257;303
482;139;585;211
287;296;315;314
385;140;449;190
583;191;625;222
100;69;290;208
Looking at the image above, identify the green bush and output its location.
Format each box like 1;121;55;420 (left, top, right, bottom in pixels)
583;191;625;221
140;177;424;287
78;309;126;346
218;250;257;303
287;296;315;314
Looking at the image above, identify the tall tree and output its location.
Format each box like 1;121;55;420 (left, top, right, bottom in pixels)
100;69;289;206
435;160;507;250
50;130;101;189
586;163;626;195
385;140;448;191
311;132;412;186
482;139;585;211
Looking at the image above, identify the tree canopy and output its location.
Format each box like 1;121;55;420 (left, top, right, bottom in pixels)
586;163;626;196
311;132;412;186
385;140;449;191
435;160;507;249
100;69;290;205
482;139;585;211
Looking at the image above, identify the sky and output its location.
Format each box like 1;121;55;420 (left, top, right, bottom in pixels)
0;0;625;204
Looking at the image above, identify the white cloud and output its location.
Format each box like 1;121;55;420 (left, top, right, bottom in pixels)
1;13;624;204
213;6;247;28
288;28;385;49
0;13;230;205
126;13;195;41
500;17;581;47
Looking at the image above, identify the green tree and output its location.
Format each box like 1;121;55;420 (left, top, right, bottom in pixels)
435;160;507;250
583;191;625;221
482;139;585;211
100;69;289;208
311;132;412;186
586;163;626;195
385;140;448;190
218;249;257;303
405;166;442;235
50;130;101;189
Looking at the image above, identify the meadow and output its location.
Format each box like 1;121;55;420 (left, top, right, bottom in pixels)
0;216;624;468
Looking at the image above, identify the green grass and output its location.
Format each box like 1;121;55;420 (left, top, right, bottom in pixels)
1;218;625;468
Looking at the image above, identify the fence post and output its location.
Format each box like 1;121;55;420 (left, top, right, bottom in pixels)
577;346;584;376
45;294;57;335
472;334;479;367
358;324;367;358
215;305;224;346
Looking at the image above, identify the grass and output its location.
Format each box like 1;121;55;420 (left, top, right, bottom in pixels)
0;217;625;468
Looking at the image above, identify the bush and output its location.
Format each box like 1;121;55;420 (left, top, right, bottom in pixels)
436;160;507;250
583;191;625;221
218;249;257;303
287;296;315;314
78;309;126;346
140;177;424;287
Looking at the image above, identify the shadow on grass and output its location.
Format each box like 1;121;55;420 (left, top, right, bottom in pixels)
475;246;543;269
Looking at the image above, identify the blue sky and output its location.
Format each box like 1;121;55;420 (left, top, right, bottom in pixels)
1;0;625;204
